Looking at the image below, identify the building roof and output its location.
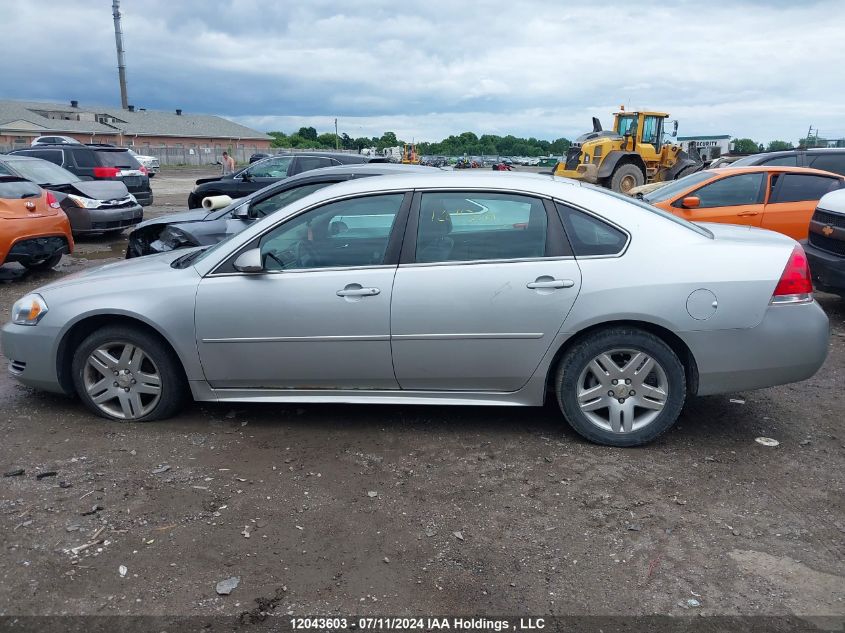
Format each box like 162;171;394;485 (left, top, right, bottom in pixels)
677;135;731;141
0;99;270;140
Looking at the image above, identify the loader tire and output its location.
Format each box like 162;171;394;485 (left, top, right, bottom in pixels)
610;164;645;194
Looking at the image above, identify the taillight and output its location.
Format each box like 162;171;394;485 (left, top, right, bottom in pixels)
45;191;61;209
93;166;120;178
771;245;813;304
139;165;149;176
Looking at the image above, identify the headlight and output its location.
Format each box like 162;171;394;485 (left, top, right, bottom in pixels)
159;226;191;248
128;193;137;203
67;194;100;209
11;294;49;326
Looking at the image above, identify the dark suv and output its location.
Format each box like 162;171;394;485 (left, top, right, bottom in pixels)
729;148;845;176
9;144;153;206
187;151;387;208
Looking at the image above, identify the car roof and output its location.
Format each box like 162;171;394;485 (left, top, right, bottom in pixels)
712;165;844;177
0;154;43;162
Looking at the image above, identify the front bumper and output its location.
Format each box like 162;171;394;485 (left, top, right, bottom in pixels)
554;163;598;183
803;239;845;295
681;301;829;396
65;203;144;234
2;320;67;394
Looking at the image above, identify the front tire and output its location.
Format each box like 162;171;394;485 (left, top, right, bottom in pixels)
609;164;645;194
555;327;686;447
71;325;186;422
22;252;62;271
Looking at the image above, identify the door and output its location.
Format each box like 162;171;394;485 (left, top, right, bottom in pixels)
674;171;766;228
195;192;409;389
639;115;664;159
236;156;294;195
290;156;335;175
763;172;843;240
391;191;582;392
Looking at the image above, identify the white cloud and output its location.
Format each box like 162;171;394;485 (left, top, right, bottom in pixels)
1;0;843;144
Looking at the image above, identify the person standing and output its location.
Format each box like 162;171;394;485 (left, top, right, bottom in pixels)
221;151;235;175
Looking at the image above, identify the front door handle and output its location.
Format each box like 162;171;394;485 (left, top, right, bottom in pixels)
737;210;759;216
337;284;380;297
526;278;575;289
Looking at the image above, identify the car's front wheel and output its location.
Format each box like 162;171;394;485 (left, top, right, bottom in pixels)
71;325;186;422
555;327;686;446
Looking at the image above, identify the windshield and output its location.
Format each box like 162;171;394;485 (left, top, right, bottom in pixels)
97;150;141;169
642;171;713;203
583;184;713;238
3;158;80;185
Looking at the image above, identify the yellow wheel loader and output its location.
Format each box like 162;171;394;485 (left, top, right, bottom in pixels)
553;108;703;193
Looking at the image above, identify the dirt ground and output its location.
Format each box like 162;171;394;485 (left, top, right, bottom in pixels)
0;169;843;629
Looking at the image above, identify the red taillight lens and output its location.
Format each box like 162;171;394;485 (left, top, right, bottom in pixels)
93;166;120;178
139;165;149;176
771;245;813;303
45;191;61;209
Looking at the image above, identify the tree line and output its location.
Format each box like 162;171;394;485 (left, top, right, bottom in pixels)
269;127;571;157
269;127;808;157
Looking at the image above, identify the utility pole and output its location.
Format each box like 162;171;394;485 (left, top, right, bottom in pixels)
335;118;339;150
112;0;129;109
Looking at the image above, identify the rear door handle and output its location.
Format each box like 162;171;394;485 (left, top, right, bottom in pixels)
526;278;575;289
337;285;380;297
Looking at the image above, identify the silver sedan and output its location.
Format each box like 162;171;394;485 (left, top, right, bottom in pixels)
2;172;829;446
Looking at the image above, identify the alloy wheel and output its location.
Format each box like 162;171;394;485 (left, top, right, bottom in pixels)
82;341;162;420
576;348;669;434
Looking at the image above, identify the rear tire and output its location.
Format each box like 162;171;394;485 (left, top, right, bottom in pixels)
22;252;62;271
71;325;187;422
555;327;686;447
609;164;645;193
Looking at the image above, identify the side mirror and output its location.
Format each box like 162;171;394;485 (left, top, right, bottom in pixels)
681;196;701;209
232;204;250;220
672;120;679;137
233;248;264;273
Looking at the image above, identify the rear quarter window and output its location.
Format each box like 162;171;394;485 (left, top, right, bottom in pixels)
808;154;845;176
556;203;628;256
71;150;97;168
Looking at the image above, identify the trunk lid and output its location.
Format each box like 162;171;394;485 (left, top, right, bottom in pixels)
0;179;59;218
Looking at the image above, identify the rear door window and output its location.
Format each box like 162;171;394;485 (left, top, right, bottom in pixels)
762;155;798;167
294;157;334;173
71;150;97;168
686;173;765;207
770;174;842;203
807;154;845;176
22;149;63;166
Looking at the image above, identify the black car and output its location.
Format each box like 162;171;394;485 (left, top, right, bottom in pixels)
0;155;143;234
728;148;845;176
803;189;845;297
128;164;435;257
9;143;153;206
187;151;387;208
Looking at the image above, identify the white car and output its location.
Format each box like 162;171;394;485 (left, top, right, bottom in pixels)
128;149;160;177
31;135;82;146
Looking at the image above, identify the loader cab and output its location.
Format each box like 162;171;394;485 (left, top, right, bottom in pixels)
613;111;669;158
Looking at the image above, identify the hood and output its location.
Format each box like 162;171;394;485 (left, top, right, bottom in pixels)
135;208;209;229
196;175;233;185
37;248;198;293
50;180;129;201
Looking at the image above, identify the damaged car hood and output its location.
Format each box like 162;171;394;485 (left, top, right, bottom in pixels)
135;208;210;229
49;180;129;201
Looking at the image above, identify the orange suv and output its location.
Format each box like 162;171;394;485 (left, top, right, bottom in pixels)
641;166;845;241
0;176;74;270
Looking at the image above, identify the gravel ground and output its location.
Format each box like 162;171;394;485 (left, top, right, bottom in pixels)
0;169;843;628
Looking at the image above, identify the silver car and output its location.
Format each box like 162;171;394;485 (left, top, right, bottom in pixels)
2;172;829;446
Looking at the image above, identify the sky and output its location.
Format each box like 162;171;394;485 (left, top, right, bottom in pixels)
2;0;844;144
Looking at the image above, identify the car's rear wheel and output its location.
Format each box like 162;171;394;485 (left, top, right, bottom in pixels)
71;325;186;422
555;327;686;446
22;252;62;271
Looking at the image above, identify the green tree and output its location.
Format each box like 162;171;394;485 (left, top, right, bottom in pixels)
766;140;792;151
732;138;760;153
297;126;318;141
